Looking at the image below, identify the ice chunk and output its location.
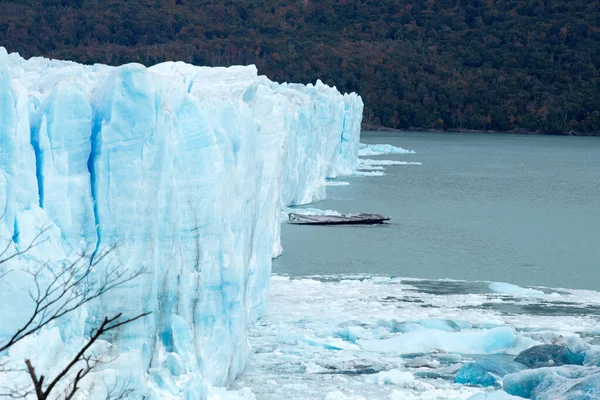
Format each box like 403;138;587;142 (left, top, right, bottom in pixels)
455;359;527;387
367;370;417;386
583;348;600;366
282;207;344;218
352;170;385;176
357;164;385;170
358;143;415;156
383;318;463;333
323;392;367;400
405;356;441;368
489;282;544;296
513;345;584;368
359;327;537;355
467;391;526;399
503;365;600;399
359;158;422;166
326;181;351;186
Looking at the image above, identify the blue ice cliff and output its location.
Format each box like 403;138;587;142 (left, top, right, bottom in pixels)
0;47;363;398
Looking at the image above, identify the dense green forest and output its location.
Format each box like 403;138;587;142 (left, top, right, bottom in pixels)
1;0;599;135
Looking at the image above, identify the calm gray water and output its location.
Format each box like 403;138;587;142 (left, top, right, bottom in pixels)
273;131;600;290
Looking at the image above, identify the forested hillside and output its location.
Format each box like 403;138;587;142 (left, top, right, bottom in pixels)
1;0;599;135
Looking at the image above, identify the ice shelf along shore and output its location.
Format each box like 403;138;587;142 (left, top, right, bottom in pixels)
0;47;363;399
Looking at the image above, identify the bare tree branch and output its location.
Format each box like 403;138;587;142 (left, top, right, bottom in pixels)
104;377;134;400
0;217;149;400
0;244;146;353
23;312;150;400
0;227;51;267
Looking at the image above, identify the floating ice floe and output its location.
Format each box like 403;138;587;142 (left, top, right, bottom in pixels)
326;181;351;186
352;170;386;177
360;158;422;166
358;143;415;156
489;282;545;296
357;164;386;171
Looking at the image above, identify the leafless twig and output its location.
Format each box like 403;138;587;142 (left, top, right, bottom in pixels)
0;245;146;353
24;313;149;400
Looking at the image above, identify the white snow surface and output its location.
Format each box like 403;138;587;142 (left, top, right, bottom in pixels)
0;48;363;399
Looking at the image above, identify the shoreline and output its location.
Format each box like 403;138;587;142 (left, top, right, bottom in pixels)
361;124;598;137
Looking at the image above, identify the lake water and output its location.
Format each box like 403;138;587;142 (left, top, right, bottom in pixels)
233;132;600;400
275;131;600;290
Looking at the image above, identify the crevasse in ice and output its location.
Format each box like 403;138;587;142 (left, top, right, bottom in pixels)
0;47;363;398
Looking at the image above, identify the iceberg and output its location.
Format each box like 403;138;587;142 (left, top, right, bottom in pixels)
455;359;527;388
513;345;584;369
503;365;600;399
0;48;363;398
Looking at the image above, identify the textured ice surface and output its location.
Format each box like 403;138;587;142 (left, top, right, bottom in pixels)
0;48;362;398
513;345;584;368
503;366;600;399
232;275;600;399
358;143;415;156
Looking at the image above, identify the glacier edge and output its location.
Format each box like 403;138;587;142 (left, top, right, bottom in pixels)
0;48;363;398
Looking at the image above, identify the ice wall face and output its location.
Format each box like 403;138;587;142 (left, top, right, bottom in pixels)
0;48;363;398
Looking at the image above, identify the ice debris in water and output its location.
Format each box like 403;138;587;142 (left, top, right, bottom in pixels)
367;370;421;388
232;275;600;399
0;47;363;399
326;181;351;186
359;158;422;166
352;170;386;176
357;164;386;171
404;356;442;368
513;345;584;368
454;359;527;388
282;207;343;218
489;282;544;296
467;391;526;399
324;392;367;400
358;143;415;156
381;318;467;333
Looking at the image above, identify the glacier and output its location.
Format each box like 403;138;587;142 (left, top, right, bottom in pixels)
0;47;363;398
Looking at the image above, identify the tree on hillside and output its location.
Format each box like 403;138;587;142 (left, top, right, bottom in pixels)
0;219;149;399
3;0;598;134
